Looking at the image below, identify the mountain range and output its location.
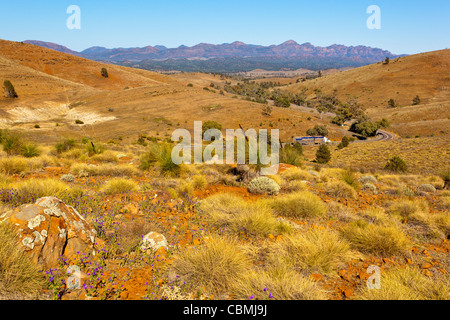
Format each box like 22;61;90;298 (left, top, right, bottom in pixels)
24;40;401;61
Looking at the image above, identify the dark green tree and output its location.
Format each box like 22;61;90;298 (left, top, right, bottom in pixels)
101;68;109;78
315;144;331;164
384;156;408;172
412;95;421;105
3;80;18;98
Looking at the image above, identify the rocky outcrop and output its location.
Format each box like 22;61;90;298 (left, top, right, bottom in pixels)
0;196;97;270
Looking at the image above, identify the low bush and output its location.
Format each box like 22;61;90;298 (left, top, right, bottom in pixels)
247;176;280;195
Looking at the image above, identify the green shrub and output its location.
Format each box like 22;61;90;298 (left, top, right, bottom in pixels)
0;130;23;155
55;138;76;153
75;119;84;125
315;144;331;164
417;184;436;193
385;156;408;172
248;176;280;195
140;142;183;177
20;143;41;158
3;80;18;98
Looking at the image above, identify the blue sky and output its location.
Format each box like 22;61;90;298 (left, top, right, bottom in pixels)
0;0;448;54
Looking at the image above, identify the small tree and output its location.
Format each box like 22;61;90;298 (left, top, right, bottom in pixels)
412;95;421;105
383;57;390;65
384;156;407;172
101;68;109;78
3;80;18;98
315;144;331;164
261;105;272;116
388;99;398;108
306;125;329;137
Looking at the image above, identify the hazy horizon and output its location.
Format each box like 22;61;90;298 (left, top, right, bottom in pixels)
1;0;449;55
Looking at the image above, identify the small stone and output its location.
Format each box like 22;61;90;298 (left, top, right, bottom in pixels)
422;269;433;277
310;274;323;282
343;288;353;297
120;291;129;299
405;258;412;264
420;262;433;269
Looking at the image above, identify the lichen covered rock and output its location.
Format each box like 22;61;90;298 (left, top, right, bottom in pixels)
0;196;97;270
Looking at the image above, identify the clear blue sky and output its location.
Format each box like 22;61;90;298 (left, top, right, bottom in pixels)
0;0;448;54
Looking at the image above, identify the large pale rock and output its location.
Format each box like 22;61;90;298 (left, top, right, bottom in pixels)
0;196;97;270
140;231;168;252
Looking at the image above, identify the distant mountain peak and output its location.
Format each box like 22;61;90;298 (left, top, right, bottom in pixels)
24;39;402;64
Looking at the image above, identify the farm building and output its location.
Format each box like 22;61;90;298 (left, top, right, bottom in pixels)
293;136;330;145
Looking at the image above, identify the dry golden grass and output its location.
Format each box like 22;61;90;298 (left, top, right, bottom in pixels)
70;163;139;177
358;266;450;300
172;236;250;296
0;222;46;299
232;262;327;300
268;228;355;275
6;178;73;200
200;193;292;237
100;178;139;195
267;191;327;218
323;180;358;199
329;136;450;176
341;220;410;256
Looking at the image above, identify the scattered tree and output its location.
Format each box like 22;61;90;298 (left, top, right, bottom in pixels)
306;125;328;137
388;99;398;108
383;57;390;65
3;80;18;98
261;105;272;116
101;68;109;78
384;156;408;172
315;144;331;164
412;95;421;105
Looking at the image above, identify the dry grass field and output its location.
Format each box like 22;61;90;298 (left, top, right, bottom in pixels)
0;39;449;301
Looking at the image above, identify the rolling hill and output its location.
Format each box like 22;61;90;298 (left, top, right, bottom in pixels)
286;49;450;137
0;39;329;143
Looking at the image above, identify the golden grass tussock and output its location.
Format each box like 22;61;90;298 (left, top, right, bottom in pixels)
70;163;139;177
387;199;429;219
0;222;46;299
171;236;251;296
200;193;292;237
358;266;449;300
6;178;73;200
232;262;327;300
324;180;358;199
341;220;410;256
100;178;140;195
267;191;327;218
268;228;355;275
280;168;315;182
